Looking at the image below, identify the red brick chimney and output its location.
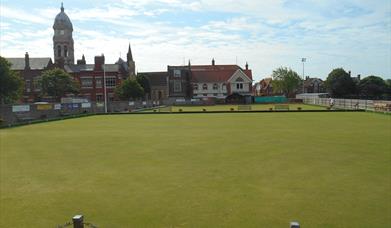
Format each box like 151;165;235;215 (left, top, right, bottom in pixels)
94;54;105;71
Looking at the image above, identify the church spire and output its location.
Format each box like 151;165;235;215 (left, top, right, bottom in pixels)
127;43;133;63
61;2;64;12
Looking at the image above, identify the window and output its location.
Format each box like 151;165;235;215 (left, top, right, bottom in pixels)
95;77;103;88
213;93;218;96
222;83;227;90
96;94;103;102
174;81;182;92
158;91;163;100
203;94;208;97
25;80;31;92
236;83;243;90
213;83;218;90
57;45;61;57
202;84;208;90
174;69;181;77
105;77;116;88
193;84;198;91
64;46;68;57
80;77;93;88
33;77;41;92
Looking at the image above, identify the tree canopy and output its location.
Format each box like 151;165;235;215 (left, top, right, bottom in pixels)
0;56;23;104
40;68;79;101
115;78;144;100
325;68;356;98
136;74;151;95
271;67;301;98
358;76;387;99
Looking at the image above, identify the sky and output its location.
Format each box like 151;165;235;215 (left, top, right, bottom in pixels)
0;0;390;81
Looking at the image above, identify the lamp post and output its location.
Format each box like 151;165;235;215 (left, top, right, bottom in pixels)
103;64;107;114
301;58;306;93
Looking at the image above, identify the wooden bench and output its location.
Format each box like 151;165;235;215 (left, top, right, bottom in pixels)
238;105;252;111
14;113;35;122
274;104;290;111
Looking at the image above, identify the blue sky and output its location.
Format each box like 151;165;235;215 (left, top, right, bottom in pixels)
1;0;390;81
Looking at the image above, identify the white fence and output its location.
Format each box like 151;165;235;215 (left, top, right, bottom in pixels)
302;97;391;112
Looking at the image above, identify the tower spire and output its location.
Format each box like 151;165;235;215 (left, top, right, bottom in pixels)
127;43;133;63
61;2;64;12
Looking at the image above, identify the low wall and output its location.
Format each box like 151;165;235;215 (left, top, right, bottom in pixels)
302;97;391;112
0;101;155;126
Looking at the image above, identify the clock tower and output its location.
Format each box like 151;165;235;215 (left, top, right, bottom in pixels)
53;3;74;65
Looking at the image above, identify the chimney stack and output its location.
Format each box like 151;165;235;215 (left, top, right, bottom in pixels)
245;62;249;70
212;58;215;66
348;71;351;77
94;54;105;71
24;52;30;70
357;74;361;81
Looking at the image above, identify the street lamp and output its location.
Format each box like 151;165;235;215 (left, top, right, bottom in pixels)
301;58;306;93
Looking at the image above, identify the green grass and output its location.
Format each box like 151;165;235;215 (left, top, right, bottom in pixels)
1;113;390;227
145;104;327;112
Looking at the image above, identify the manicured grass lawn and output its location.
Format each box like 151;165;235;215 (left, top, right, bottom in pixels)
146;104;326;112
0;112;390;227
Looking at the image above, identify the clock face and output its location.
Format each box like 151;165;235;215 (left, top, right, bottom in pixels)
60;30;65;35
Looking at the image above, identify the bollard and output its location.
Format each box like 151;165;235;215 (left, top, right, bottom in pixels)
73;215;84;228
290;221;300;228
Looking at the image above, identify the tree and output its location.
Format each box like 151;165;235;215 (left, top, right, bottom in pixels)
40;68;79;101
358;76;387;99
136;74;151;95
271;67;301;97
325;68;356;98
115;78;144;100
0;56;23;104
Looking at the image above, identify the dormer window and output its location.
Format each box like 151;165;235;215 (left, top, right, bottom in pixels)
193;84;198;90
213;83;218;90
203;84;208;90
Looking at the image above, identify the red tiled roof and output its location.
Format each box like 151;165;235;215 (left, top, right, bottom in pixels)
191;65;240;71
192;69;236;83
190;65;253;83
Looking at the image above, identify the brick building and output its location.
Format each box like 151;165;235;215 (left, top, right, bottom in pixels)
5;4;136;103
167;59;253;101
6;53;54;102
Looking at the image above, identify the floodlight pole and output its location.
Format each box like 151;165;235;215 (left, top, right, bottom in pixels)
103;64;108;113
302;58;306;93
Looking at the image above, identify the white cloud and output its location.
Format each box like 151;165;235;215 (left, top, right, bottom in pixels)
0;0;390;80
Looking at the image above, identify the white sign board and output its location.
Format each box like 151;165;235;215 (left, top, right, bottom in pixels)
129;101;135;106
54;104;61;110
81;102;91;108
176;99;186;103
142;101;147;105
12;105;30;112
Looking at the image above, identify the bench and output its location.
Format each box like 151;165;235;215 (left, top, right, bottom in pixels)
14;113;35;122
238;105;252;111
274;104;290;111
